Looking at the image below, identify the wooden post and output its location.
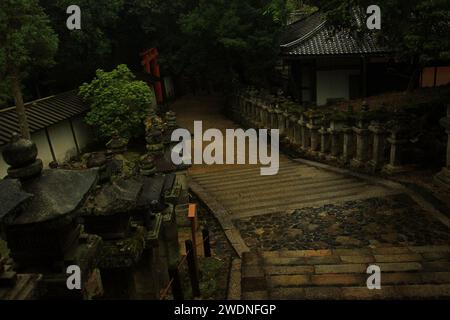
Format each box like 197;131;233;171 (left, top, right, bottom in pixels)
202;229;211;257
188;204;200;283
168;267;184;300
185;240;201;297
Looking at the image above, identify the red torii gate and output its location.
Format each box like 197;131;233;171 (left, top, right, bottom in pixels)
141;48;164;104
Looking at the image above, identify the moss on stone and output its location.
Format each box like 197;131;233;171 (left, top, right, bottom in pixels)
0;239;9;258
98;227;146;269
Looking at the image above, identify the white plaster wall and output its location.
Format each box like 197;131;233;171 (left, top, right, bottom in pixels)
0;148;7;179
47;120;78;163
72;116;93;151
0;119;95;177
316;69;360;106
33;129;54;168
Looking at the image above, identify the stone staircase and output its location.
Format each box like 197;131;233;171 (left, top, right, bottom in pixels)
189;157;399;220
241;246;450;299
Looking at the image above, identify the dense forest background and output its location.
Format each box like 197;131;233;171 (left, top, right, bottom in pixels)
1;0;448;108
1;0;309;107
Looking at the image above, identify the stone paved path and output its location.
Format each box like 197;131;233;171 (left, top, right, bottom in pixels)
241;246;450;299
172;96;450;299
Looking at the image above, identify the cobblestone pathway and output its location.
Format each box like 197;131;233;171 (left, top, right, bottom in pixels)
172;96;450;299
236;194;450;251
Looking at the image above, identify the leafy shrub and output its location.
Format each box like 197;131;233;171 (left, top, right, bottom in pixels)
79;64;156;139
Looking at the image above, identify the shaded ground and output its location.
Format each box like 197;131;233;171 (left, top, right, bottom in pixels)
175;202;235;300
194;201;237;299
236;194;450;251
171;95;258;175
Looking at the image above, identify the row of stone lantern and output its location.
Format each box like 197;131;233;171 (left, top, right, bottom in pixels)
0;109;187;300
234;92;416;174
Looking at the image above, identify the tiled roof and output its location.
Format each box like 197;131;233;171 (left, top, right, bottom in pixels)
0;91;88;146
281;12;388;56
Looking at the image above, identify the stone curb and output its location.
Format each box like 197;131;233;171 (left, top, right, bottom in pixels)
188;177;250;258
227;258;242;300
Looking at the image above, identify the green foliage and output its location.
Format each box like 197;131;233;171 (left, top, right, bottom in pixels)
40;0;124;87
264;0;310;24
0;79;12;107
11;0;308;97
309;0;450;64
0;0;58;79
178;0;283;88
281;100;302;114
79;65;156;139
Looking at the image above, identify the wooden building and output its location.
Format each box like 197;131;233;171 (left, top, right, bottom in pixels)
280;12;411;106
0;91;93;177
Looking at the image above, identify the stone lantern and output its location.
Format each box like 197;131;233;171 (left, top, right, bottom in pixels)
299;113;311;152
307;111;322;155
383;120;410;174
327;113;346;161
0;134;103;299
274;108;284;133
318;115;331;159
351;102;372;168
434;105;450;189
0;179;42;300
106;132;128;159
289;114;299;145
165;111;178;133
368;120;388;171
2;133;43;180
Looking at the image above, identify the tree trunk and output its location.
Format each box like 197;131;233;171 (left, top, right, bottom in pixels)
10;70;31;139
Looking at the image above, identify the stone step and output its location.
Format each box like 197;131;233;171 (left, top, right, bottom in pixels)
189;158;294;174
234;190;400;219
231;185;374;216
190;163;307;181
232;186;396;218
191;167;329;189
270;284;450;299
198;174;347;193
223;181;368;211
261;248;450;263
215;177;357;202
241;247;450;299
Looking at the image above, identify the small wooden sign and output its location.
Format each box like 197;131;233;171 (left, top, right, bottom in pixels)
188;203;197;219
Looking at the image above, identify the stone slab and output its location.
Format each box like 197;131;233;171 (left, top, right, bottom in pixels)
0;179;33;223
14;169;98;225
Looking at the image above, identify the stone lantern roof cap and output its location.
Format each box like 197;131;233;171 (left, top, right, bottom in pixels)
0;179;33;223
8;168;99;226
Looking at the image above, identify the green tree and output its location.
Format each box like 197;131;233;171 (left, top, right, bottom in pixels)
0;0;58;138
40;0;124;89
308;0;450;90
79;64;156;139
178;0;283;88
